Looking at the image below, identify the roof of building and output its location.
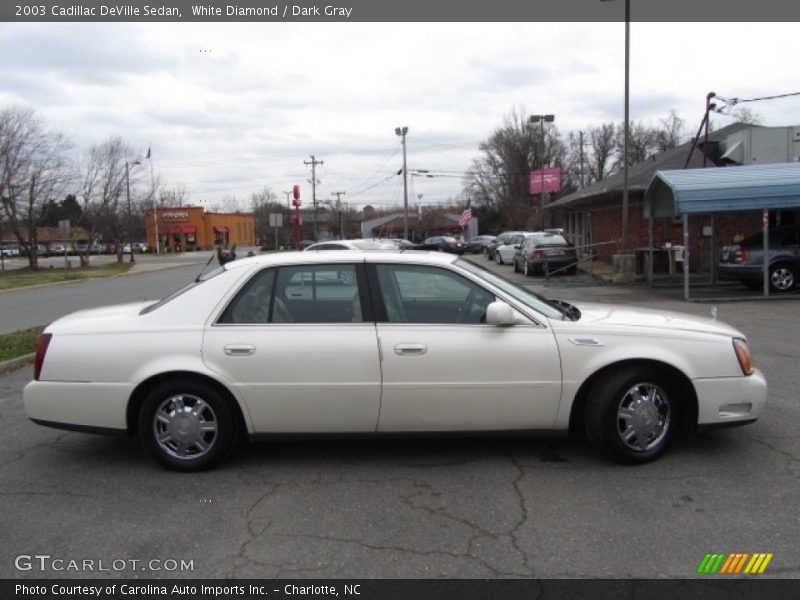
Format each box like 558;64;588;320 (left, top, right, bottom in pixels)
645;161;800;216
547;122;752;210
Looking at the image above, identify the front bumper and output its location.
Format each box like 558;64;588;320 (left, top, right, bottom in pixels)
693;368;768;426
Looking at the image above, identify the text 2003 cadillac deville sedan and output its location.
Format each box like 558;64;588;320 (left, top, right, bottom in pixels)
24;251;767;471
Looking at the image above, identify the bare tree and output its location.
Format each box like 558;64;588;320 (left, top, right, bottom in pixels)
250;186;279;247
78;137;139;265
463;106;565;229
655;109;685;152
0;106;73;269
158;184;188;208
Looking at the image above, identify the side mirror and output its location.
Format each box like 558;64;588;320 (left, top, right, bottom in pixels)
486;301;516;326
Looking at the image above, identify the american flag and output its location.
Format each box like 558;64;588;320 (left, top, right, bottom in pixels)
458;199;472;228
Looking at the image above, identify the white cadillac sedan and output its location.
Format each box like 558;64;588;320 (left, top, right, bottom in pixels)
24;251;767;471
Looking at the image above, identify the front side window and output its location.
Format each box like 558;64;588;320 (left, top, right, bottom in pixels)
374;264;495;324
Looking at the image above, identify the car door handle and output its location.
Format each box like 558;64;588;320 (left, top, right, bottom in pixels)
394;343;427;356
224;344;256;356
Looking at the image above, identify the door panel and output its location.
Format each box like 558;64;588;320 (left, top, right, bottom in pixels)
204;263;381;433
370;263;562;432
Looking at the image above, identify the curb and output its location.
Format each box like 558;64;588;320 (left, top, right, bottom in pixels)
0;353;34;375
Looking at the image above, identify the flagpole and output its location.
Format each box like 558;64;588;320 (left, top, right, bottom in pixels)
147;145;160;254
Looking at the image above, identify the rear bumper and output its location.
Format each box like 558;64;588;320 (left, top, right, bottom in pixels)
24;380;132;431
717;263;763;282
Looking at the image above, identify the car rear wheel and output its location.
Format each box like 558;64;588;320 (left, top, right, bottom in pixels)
139;379;239;471
584;368;674;464
770;263;797;292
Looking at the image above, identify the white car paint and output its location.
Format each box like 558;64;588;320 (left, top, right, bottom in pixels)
23;250;768;470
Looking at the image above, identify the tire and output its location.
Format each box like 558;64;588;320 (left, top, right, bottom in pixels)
523;259;531;277
584;368;675;464
495;252;503;265
139;379;239;471
769;263;797;292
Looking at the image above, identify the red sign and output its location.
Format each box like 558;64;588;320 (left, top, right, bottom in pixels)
529;167;561;195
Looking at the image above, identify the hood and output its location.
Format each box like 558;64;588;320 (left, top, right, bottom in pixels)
566;302;744;338
46;301;155;333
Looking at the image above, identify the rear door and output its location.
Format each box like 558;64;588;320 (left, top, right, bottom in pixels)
203;262;382;433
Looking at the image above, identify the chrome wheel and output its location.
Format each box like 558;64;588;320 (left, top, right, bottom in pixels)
770;264;796;292
153;394;218;459
616;383;671;452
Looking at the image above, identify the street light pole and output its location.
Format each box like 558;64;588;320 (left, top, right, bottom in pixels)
125;160;141;263
529;114;554;229
395;126;409;240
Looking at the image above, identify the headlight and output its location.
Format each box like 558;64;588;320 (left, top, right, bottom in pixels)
733;338;754;376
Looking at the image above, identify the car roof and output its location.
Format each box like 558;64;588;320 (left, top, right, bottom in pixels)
223;249;459;272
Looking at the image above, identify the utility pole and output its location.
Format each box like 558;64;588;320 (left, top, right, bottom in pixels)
578;130;585;189
331;191;346;239
304;155;323;240
395;126;409;240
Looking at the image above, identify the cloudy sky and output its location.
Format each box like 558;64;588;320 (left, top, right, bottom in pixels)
1;21;798;211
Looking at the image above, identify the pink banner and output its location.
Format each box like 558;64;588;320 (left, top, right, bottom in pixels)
529;167;561;195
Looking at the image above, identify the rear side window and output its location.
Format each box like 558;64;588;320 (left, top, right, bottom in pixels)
219;264;365;324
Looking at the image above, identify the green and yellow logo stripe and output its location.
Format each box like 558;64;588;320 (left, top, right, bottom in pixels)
697;552;773;574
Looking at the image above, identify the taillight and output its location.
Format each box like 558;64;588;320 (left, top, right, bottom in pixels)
34;333;52;381
532;248;545;256
733;248;748;263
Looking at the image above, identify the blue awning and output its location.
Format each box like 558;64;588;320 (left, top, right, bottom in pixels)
644;162;800;216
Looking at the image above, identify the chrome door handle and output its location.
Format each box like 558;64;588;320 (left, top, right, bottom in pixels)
224;344;256;356
394;343;427;356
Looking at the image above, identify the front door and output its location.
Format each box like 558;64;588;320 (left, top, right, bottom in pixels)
370;263;562;432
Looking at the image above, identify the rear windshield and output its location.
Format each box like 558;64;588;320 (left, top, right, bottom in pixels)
139;266;226;315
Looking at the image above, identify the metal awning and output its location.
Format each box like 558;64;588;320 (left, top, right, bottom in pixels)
213;225;229;233
644;162;800;217
642;162;800;301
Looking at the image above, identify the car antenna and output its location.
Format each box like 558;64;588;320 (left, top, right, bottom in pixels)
195;252;218;282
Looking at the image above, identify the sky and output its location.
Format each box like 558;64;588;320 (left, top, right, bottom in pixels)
1;21;798;212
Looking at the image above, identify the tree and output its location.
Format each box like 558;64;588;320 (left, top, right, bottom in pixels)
78;137;139;265
463;106;565;229
250;186;279;248
0;106;73;269
40;194;83;228
655;109;685;152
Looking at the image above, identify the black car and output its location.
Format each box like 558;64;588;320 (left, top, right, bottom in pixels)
463;235;496;254
416;236;466;254
718;224;800;292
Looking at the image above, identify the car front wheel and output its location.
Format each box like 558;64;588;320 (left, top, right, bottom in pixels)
139;379;239;471
584;368;674;464
770;263;797;292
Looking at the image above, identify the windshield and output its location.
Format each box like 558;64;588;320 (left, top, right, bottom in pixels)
455;259;564;320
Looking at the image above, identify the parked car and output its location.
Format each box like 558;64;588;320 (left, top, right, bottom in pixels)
718;224;800;292
305;239;399;251
483;231;527;261
0;245;21;257
122;242;148;254
513;232;579;276
49;244;67;255
494;233;530;265
464;235;496;254
25;251;766;471
415;236;466;253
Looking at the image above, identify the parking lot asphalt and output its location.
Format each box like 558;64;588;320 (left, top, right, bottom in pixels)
1;255;799;579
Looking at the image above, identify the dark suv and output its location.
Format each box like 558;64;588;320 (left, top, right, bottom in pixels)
718;224;800;292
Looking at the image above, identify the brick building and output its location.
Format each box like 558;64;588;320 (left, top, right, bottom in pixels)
548;123;799;273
